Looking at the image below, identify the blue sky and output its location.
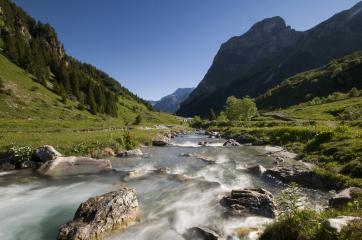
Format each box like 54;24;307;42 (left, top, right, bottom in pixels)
13;0;360;100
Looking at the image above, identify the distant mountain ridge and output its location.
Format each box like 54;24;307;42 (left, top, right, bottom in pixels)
151;88;194;113
178;2;362;117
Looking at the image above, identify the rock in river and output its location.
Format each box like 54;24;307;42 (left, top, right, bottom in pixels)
246;165;267;175
223;139;241;147
220;188;276;218
329;187;362;208
58;188;139;240
322;216;361;233
38;156;112;176
152;135;170;146
117;149;143;158
183;226;223;240
35;145;62;162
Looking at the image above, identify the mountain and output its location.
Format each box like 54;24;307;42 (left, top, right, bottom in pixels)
177;2;362;117
0;0;152;118
152;88;194;113
256;51;362;109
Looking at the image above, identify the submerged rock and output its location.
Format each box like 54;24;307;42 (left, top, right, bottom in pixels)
223;139;241;147
265;166;343;190
117;149;143;158
322;216;361;233
57;188;139;240
246;165;267;175
184;226;223;240
35;145;62;162
152;135;170;146
329;187;362;208
38;156;112;176
220;188;276;218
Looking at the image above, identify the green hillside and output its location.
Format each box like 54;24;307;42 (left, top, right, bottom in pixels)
257;51;362;109
0;53;183;154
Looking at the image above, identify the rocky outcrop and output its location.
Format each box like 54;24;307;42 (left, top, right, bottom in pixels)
117;149;143;158
322;216;361;233
152;135;170;146
265;166;343;190
220;188;276;218
38;156;112;176
223;139;241;147
183;227;222;240
57;188;139;240
35;145;62;162
329;187;362;208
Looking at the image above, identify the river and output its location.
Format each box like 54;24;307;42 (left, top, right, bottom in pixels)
0;134;331;240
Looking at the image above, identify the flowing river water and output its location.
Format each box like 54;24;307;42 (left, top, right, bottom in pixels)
0;134;331;240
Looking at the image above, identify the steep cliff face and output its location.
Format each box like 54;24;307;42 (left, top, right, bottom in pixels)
178;2;362;117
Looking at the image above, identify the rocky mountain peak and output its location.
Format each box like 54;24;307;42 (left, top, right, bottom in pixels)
249;16;288;34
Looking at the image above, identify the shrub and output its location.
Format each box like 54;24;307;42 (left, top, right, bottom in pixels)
116;131;137;150
0;76;3;89
190;115;203;128
8;145;34;165
133;114;142;125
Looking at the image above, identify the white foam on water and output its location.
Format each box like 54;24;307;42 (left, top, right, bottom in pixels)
0;171;14;176
171;141;201;148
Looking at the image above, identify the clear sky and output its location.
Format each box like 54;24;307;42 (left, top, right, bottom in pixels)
13;0;360;100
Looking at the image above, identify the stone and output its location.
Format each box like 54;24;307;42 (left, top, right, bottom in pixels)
38;156;112;176
220;188;276;218
329;187;362;208
0;162;16;171
117;149;143;158
246;165;267;175
20;160;38;169
152;135;170;146
233;227;261;240
35;145;62;162
184;226;222;240
57;188;139;240
322;216;361;233
235;134;254;144
265;166;343;190
101;147;115;157
223;139;241;147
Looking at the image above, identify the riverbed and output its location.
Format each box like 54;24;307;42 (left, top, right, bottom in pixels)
0;134;331;240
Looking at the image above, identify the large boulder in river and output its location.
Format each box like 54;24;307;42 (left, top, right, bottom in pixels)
57;188;139;240
329;187;362;208
265;166;343;190
38;156;112;176
220;188;276;218
152;135;170;146
35;145;62;162
117;149;143;158
223;139;241;147
247;165;267;175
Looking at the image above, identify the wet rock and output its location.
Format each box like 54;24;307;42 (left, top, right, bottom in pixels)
20;160;38;169
329;187;362;208
152;135;170;146
35;145;62;162
235;134;254;144
223;139;241;147
57;188;139;240
322;216;361;233
198;141;209;146
206;131;221;138
246;165;266;175
232;227;261;240
38;156;112;176
101;147;115;157
184;226;223;240
117;149;143;158
0;161;15;171
265;166;343;190
220;188;276;218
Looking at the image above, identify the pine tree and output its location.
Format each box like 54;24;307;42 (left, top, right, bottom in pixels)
87;83;97;114
4;33;18;63
208;109;217;121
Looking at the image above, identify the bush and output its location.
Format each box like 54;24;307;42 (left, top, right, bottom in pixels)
0;76;3;89
116;131;137;150
8;145;34;165
133;114;142;125
190;115;203;128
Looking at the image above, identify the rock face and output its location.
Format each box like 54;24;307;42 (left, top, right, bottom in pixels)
183;227;222;240
58;188;139;240
322;216;361;233
220;188;276;218
152;135;170;146
35;145;62;162
223;139;241;147
38;156;112;176
329;187;362;208
265;166;343;190
117;149;143;158
151;88;195;113
177;2;362;117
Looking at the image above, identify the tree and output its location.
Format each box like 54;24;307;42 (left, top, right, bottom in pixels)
133;114;142;125
191;115;202;128
217;111;228;122
224;96;257;121
208;108;217;121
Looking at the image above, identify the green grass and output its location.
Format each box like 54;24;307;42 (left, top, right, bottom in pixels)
0;53;186;156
